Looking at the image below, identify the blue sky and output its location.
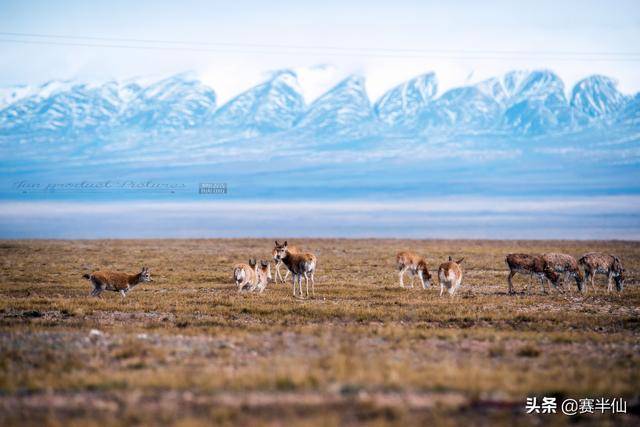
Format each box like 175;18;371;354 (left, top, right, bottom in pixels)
0;0;639;102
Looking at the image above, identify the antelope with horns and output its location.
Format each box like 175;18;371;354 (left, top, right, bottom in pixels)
438;256;464;297
272;241;300;284
273;241;317;298
579;252;625;292
82;266;153;298
505;253;563;294
396;251;432;289
541;253;586;292
233;259;257;292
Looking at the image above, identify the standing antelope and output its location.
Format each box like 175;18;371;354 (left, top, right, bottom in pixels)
579;252;625;292
505;253;563;294
438;256;464;297
233;259;257;292
273;241;317;298
252;260;272;293
541;253;585;292
396;251;432;289
83;266;153;298
272;241;300;283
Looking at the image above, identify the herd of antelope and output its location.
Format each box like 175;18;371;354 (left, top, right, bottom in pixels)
82;242;626;299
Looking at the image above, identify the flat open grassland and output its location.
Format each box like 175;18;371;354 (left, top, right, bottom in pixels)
0;239;639;426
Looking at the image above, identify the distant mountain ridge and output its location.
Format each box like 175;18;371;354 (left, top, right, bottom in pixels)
0;69;637;139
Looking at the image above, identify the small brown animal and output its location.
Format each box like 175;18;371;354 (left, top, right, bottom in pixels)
272;241;300;283
505;253;562;294
579;252;625;292
233;259;257;292
396;251;432;289
252;260;272;293
542;253;585;292
82;266;153;298
273;241;317;298
438;256;464;296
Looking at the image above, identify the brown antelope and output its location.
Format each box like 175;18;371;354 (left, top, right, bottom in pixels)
438;256;464;296
273;241;317;298
272;241;300;283
542;253;585;292
579;252;625;292
396;251;432;289
83;266;153;298
252;260;272;293
505;253;563;294
233;259;257;292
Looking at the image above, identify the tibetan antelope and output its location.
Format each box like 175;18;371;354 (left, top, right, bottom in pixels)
272;241;300;283
273;241;317;298
505;253;562;294
438;256;464;297
542;253;586;292
252;260;272;293
83;266;153;298
233;259;257;292
579;252;625;292
396;251;432;289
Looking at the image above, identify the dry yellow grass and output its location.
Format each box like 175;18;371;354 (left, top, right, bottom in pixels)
0;239;638;426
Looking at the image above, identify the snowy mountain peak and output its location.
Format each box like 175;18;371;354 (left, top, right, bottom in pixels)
0;84;34;109
267;69;298;84
476;70;572;135
211;69;304;134
0;69;636;139
296;74;376;136
136;73;204;101
36;80;78;98
571;75;628;118
122;73;216;130
375;72;438;127
421;85;501;130
307;74;368;105
476;70;565;107
510;70;565;102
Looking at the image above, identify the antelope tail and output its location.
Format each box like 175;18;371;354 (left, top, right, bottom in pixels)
82;274;91;280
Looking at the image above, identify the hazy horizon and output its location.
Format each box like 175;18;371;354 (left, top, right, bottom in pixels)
1;196;638;239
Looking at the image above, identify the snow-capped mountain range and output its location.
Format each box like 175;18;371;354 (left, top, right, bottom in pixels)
0;69;637;140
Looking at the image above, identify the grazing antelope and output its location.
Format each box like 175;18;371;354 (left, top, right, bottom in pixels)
252;260;272;293
272;241;300;283
541;253;585;292
83;266;153;298
233;259;257;292
579;252;625;292
505;253;563;294
438;256;464;297
273;241;317;298
396;251;432;289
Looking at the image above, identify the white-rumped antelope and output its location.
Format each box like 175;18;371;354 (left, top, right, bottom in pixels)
83;266;153;298
438;256;464;296
233;259;257;292
579;252;625;292
273;241;317;298
272;241;300;283
396;251;432;289
505;253;562;294
542;253;585;292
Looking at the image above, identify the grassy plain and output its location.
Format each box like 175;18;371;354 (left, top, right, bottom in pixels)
0;239;638;426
